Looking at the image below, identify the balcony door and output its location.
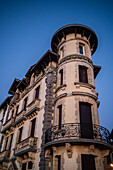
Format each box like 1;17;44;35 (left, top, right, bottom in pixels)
79;102;93;139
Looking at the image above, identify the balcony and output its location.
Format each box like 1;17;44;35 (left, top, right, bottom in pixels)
25;98;40;117
0;150;10;162
15;137;38;156
10;93;19;105
2;118;15;133
15;110;26;125
45;123;112;149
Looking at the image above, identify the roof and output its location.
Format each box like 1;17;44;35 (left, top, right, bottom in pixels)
51;24;98;55
93;65;101;79
0;96;12;110
8;78;21;95
25;50;59;77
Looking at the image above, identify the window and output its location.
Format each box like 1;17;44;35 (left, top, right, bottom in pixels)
28;161;33;169
18;127;23;143
15;105;19;115
30;118;36;137
58;155;61;170
6;110;10;121
11;110;14;118
4;137;8;150
9;134;13;151
0;136;4;151
35;86;40;99
59;69;63;86
58;105;62;129
60;47;64;58
79;66;88;83
24;97;28;110
81;154;96;170
22;163;27;170
79;44;84;54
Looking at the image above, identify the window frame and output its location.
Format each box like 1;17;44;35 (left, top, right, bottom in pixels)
79;43;84;55
79;65;88;83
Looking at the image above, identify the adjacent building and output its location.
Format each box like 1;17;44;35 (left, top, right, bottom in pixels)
0;24;112;170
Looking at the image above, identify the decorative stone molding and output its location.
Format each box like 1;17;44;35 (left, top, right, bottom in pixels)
59;55;93;66
45;149;51;158
88;145;95;152
65;143;73;158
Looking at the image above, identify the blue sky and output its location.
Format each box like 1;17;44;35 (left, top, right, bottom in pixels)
0;0;113;131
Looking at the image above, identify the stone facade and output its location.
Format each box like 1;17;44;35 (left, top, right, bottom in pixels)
0;25;112;170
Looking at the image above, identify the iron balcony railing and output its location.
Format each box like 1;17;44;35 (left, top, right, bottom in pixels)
45;123;111;144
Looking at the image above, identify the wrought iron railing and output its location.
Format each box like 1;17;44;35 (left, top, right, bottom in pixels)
45;123;111;144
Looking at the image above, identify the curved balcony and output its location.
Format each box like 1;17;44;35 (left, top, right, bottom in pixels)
45;123;112;149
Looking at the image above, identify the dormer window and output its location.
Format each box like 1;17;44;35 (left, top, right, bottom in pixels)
79;43;84;54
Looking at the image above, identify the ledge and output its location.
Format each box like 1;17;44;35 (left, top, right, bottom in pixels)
25;107;39;117
55;84;67;93
44;138;113;150
54;93;67;103
74;82;95;89
72;91;97;100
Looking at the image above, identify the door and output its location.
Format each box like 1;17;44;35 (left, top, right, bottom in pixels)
79;102;93;139
82;154;96;170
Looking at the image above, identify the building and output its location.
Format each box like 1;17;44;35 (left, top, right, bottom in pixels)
0;24;113;170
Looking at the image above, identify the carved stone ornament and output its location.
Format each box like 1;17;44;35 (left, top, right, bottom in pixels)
89;145;95;152
65;143;73;158
28;152;35;159
45;149;51;158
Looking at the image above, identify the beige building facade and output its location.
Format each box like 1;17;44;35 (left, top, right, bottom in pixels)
0;24;112;170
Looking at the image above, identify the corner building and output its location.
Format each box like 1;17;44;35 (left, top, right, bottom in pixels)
0;24;112;170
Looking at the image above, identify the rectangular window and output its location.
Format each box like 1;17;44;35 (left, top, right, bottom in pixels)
11;110;14;118
24;97;28;110
58;155;61;170
30;118;36;137
79;66;88;83
4;137;8;150
35;86;40;99
6;110;10;121
79;44;84;54
59;69;63;86
18;127;23;143
15;105;19;115
22;163;27;170
0;136;4;151
58;105;62;129
9;134;13;151
60;47;64;58
82;154;96;170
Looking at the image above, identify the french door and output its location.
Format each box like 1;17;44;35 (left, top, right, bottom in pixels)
79;102;93;139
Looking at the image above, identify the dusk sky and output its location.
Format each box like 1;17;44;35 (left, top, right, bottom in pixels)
0;0;113;131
